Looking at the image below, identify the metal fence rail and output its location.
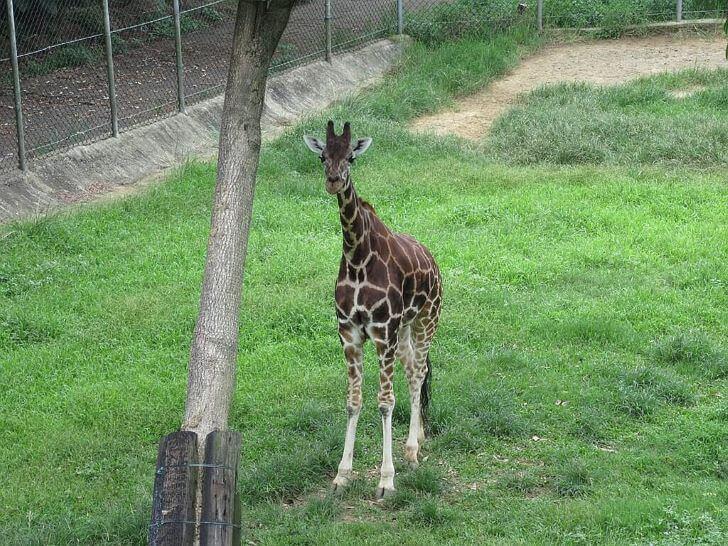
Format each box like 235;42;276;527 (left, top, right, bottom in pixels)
0;0;725;174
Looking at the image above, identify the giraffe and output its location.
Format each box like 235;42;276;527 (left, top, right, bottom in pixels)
304;121;443;498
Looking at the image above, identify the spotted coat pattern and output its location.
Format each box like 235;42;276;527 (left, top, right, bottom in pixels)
304;121;442;497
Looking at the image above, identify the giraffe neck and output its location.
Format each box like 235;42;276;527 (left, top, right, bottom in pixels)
337;177;371;265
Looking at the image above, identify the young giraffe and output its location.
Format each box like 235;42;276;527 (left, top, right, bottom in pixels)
304;121;443;498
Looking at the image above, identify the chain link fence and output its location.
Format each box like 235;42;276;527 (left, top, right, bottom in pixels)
1;0;725;174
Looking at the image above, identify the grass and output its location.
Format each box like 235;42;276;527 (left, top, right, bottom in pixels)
1;29;728;544
542;1;728;29
405;0;728;44
488;67;728;168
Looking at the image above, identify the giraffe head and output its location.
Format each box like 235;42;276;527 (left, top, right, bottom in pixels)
303;121;372;194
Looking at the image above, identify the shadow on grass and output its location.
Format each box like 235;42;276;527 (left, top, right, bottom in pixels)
554;315;638;348
238;423;342;504
499;456;595;499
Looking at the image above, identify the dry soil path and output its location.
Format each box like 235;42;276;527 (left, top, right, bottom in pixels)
410;34;727;140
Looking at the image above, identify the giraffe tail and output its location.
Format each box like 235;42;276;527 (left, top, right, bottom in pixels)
420;354;432;435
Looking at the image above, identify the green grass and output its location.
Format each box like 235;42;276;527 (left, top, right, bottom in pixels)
542;1;728;29
488;67;728;168
19;43;103;78
2;31;728;544
405;1;728;44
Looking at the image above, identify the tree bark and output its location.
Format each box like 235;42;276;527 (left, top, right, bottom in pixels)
182;0;294;446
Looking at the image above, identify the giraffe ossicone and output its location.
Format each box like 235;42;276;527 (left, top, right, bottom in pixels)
303;121;443;499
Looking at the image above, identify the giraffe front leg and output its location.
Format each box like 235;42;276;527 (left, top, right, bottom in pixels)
333;329;363;493
375;341;398;500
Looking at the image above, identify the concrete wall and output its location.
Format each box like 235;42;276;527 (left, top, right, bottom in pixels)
0;38;407;223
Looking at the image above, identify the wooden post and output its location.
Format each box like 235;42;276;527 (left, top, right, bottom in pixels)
149;431;199;546
232;491;242;546
200;431;242;546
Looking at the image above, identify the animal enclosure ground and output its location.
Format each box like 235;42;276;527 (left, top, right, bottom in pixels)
1;33;727;544
0;0;401;170
410;32;727;139
487;67;728;167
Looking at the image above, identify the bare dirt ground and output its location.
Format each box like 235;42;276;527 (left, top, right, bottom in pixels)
410;33;728;140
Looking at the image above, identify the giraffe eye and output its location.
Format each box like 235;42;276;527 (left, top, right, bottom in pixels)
320;155;325;163
348;156;356;164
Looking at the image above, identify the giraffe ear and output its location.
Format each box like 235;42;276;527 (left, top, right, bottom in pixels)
352;138;372;158
303;135;324;155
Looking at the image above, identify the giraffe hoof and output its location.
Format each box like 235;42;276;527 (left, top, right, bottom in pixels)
404;446;419;467
332;476;350;495
375;486;396;500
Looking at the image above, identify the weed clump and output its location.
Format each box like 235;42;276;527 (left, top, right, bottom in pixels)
500;468;543;496
553;458;593;497
558;315;635;347
570;406;611;442
431;386;529;453
652;331;727;379
489;70;728;168
616;366;694;418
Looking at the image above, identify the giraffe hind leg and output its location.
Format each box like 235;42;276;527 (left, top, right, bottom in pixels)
411;305;440;445
398;323;429;466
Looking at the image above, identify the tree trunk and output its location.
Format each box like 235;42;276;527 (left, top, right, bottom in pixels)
182;0;294;446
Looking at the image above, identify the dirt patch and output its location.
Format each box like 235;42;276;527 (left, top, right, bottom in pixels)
668;84;707;98
410;34;727;140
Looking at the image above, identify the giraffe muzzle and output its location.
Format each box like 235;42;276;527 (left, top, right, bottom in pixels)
326;176;343;194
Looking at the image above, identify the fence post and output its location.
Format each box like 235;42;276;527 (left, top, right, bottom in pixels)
397;0;404;34
6;0;27;172
101;0;119;137
325;0;332;62
676;0;683;22
173;0;186;113
537;0;543;32
199;431;242;546
149;431;199;546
